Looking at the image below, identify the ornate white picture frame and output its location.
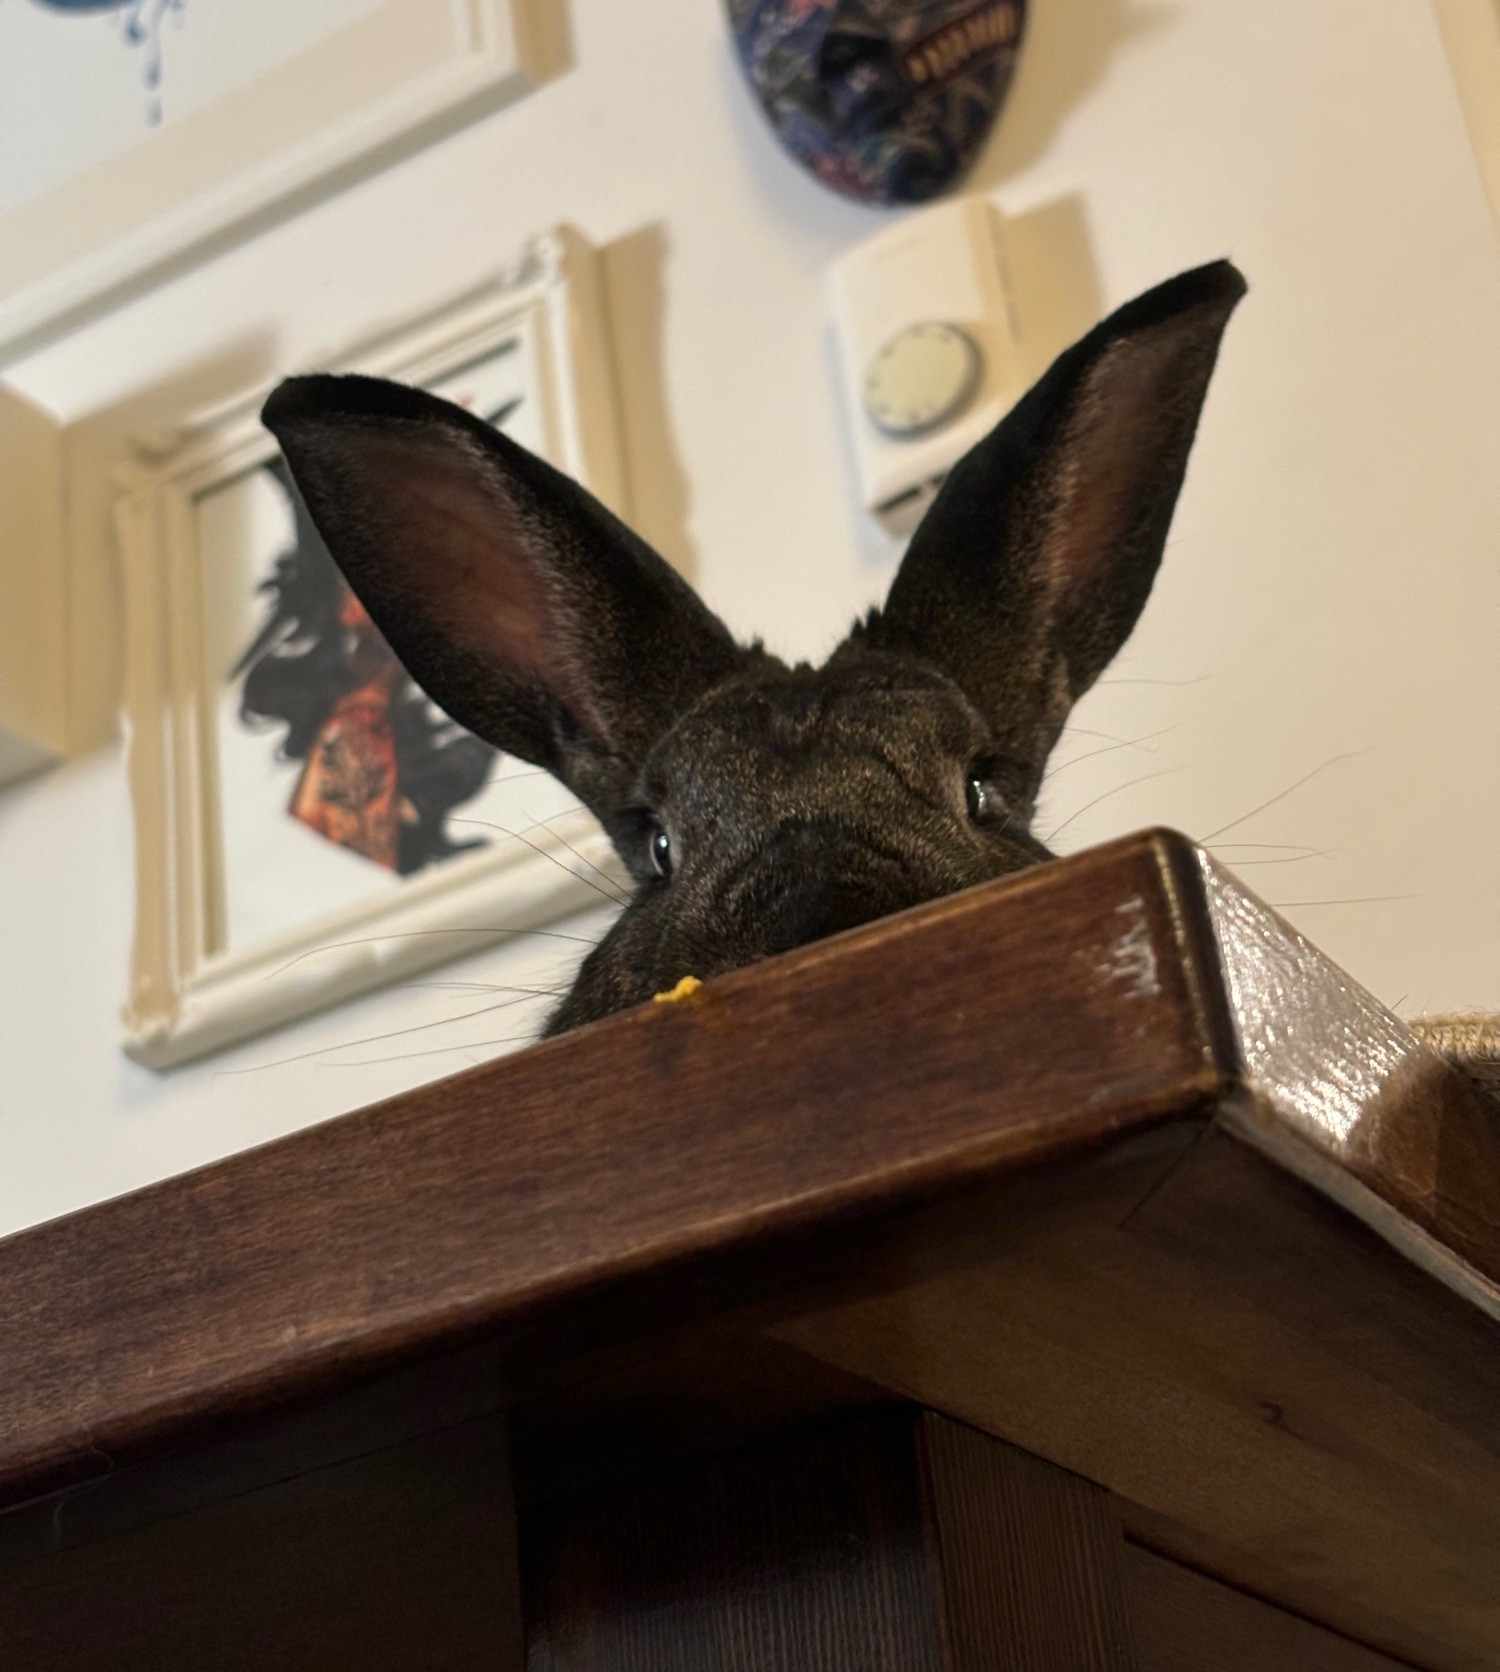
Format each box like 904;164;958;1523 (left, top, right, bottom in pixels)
0;0;535;364
117;226;625;1068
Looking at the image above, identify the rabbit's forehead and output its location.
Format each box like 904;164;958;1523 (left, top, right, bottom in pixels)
643;663;986;805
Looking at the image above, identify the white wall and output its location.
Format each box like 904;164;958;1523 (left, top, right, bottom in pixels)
2;0;1498;1239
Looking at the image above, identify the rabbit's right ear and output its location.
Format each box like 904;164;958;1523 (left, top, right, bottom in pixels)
261;375;746;826
850;261;1245;803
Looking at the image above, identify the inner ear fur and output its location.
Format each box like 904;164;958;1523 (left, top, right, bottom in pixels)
852;260;1246;790
262;374;747;821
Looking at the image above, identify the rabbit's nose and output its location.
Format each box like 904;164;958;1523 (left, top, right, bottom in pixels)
748;821;926;952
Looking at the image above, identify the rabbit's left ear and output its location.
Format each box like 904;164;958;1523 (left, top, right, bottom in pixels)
849;260;1245;798
262;374;748;827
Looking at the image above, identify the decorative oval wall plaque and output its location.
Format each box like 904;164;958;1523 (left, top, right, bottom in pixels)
727;0;1027;206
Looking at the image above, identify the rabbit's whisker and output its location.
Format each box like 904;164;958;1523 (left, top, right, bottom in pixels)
323;1030;544;1068
450;816;630;906
1197;750;1367;842
267;924;605;979
449;810;602;847
1095;673;1209;687
215;987;565;1074
394;979;552;993
1204;841;1325;853
1060;726;1144;746
532;815;631;900
1210;849;1334;868
1045;726;1175;780
1043;766;1184;843
1269;894;1414;909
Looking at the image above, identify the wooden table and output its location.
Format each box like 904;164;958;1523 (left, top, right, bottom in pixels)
1;830;1496;1670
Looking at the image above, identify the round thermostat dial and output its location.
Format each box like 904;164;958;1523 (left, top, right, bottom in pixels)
863;321;983;439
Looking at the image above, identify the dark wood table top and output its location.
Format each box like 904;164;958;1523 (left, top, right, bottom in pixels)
2;830;1497;1668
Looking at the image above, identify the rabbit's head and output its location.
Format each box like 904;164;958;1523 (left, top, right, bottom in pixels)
263;260;1243;1034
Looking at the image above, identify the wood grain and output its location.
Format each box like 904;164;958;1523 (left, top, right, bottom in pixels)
0;1414;523;1672
776;1130;1500;1669
1124;1544;1410;1672
525;1410;945;1672
525;1408;1142;1672
922;1413;1139;1670
0;1337;507;1567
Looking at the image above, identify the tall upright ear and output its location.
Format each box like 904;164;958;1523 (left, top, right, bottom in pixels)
261;374;746;823
852;260;1246;797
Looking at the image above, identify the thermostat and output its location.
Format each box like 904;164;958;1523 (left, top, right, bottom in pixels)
864;321;983;438
829;196;1022;534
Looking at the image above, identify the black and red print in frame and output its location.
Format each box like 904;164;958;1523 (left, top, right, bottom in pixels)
232;395;520;877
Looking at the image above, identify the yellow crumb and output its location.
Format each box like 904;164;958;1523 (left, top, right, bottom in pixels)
652;975;703;1004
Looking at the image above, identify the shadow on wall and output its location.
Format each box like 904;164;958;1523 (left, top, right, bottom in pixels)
600;224;699;585
973;0;1177;183
58;334;281;753
514;0;577;84
1004;194;1104;382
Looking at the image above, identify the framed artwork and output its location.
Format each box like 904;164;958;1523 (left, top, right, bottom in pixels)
0;0;535;363
116;226;626;1067
0;385;67;784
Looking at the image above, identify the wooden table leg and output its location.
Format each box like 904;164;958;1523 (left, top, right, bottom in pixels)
523;1405;1139;1670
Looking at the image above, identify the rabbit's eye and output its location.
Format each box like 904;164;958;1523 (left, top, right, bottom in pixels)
965;767;1008;827
649;826;674;878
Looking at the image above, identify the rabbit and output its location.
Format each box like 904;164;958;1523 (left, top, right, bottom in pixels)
262;259;1244;1036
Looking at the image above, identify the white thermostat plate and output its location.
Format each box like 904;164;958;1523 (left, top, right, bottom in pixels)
829;195;1022;533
